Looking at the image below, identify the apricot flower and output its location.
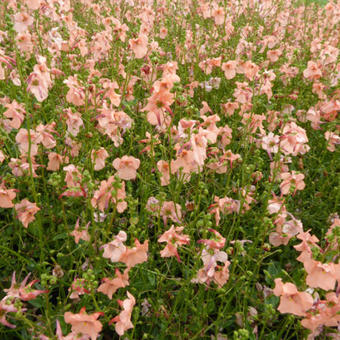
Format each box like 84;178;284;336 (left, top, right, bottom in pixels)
91;148;109;171
0;184;17;208
97;269;129;299
102;231;127;263
47;152;63;171
280;171;305;195
221;60;237;80
64;307;103;340
70;218;90;244
158;226;190;262
15;199;40;228
191;247;230;288
4;272;48;301
303;61;322;80
198;229;226;250
119;239;149;269
109;291;135;336
129;33;148;58
112;156;140;180
157;160;170;186
91;176;127;213
24;0;42;10
273;278;313;316
3;100;26;129
0;299;18;328
13;12;33;33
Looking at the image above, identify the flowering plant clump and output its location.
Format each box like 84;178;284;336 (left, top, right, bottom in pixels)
0;0;339;339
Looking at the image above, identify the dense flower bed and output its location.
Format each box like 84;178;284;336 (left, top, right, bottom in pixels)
0;0;339;339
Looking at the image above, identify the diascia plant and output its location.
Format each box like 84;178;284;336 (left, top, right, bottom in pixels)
0;0;339;339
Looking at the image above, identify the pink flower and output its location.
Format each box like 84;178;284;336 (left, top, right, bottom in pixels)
63;76;85;106
97;269;129;299
102;80;121;106
221;101;239;116
239;60;259;81
15;128;42;157
36;122;57;149
158;226;190;262
0;299;19;328
64;108;84;137
16;32;33;54
91;148;109;171
15;199;40;228
267;194;285;215
9;156;40;177
218;125;233;148
102;231;127;262
191;247;230;288
24;0;42;10
159;27;168;39
0;151;5;163
63;164;82;190
191;133;207;167
26;73;49;102
197;229;226;250
160;201;182;225
70;219;90;244
325;131;340;152
119;239;149;269
303;61;322;80
171;148;198;180
294;230;320;254
157;160;170;186
145;196;160;214
96;108;132;146
55;320;89;340
0;183;17;208
302;256;337;291
68;278;90;300
47;152;63;171
64;307;103;340
3;100;26;130
200;57;221;75
262;133;280;155
13;12;33;33
209;196;240;226
273;278;313;316
280;171;305;196
91;176;127;213
4;272;48;301
112;156;140;180
109;291;135;336
233;81;253;104
129;34;148;58
212;7;225;25
267;49;282;63
301;292;340;335
26;59;52;102
280;122;310;156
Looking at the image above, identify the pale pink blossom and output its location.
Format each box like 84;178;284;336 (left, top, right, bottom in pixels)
280;171;305;196
158;226;190;262
109;292;135;336
97;269;129;300
70;219;90;244
64;308;103;340
129;34;148;59
112;156;140;180
15;199;40;228
102;231;127;263
91;148;109;171
13;12;33;33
